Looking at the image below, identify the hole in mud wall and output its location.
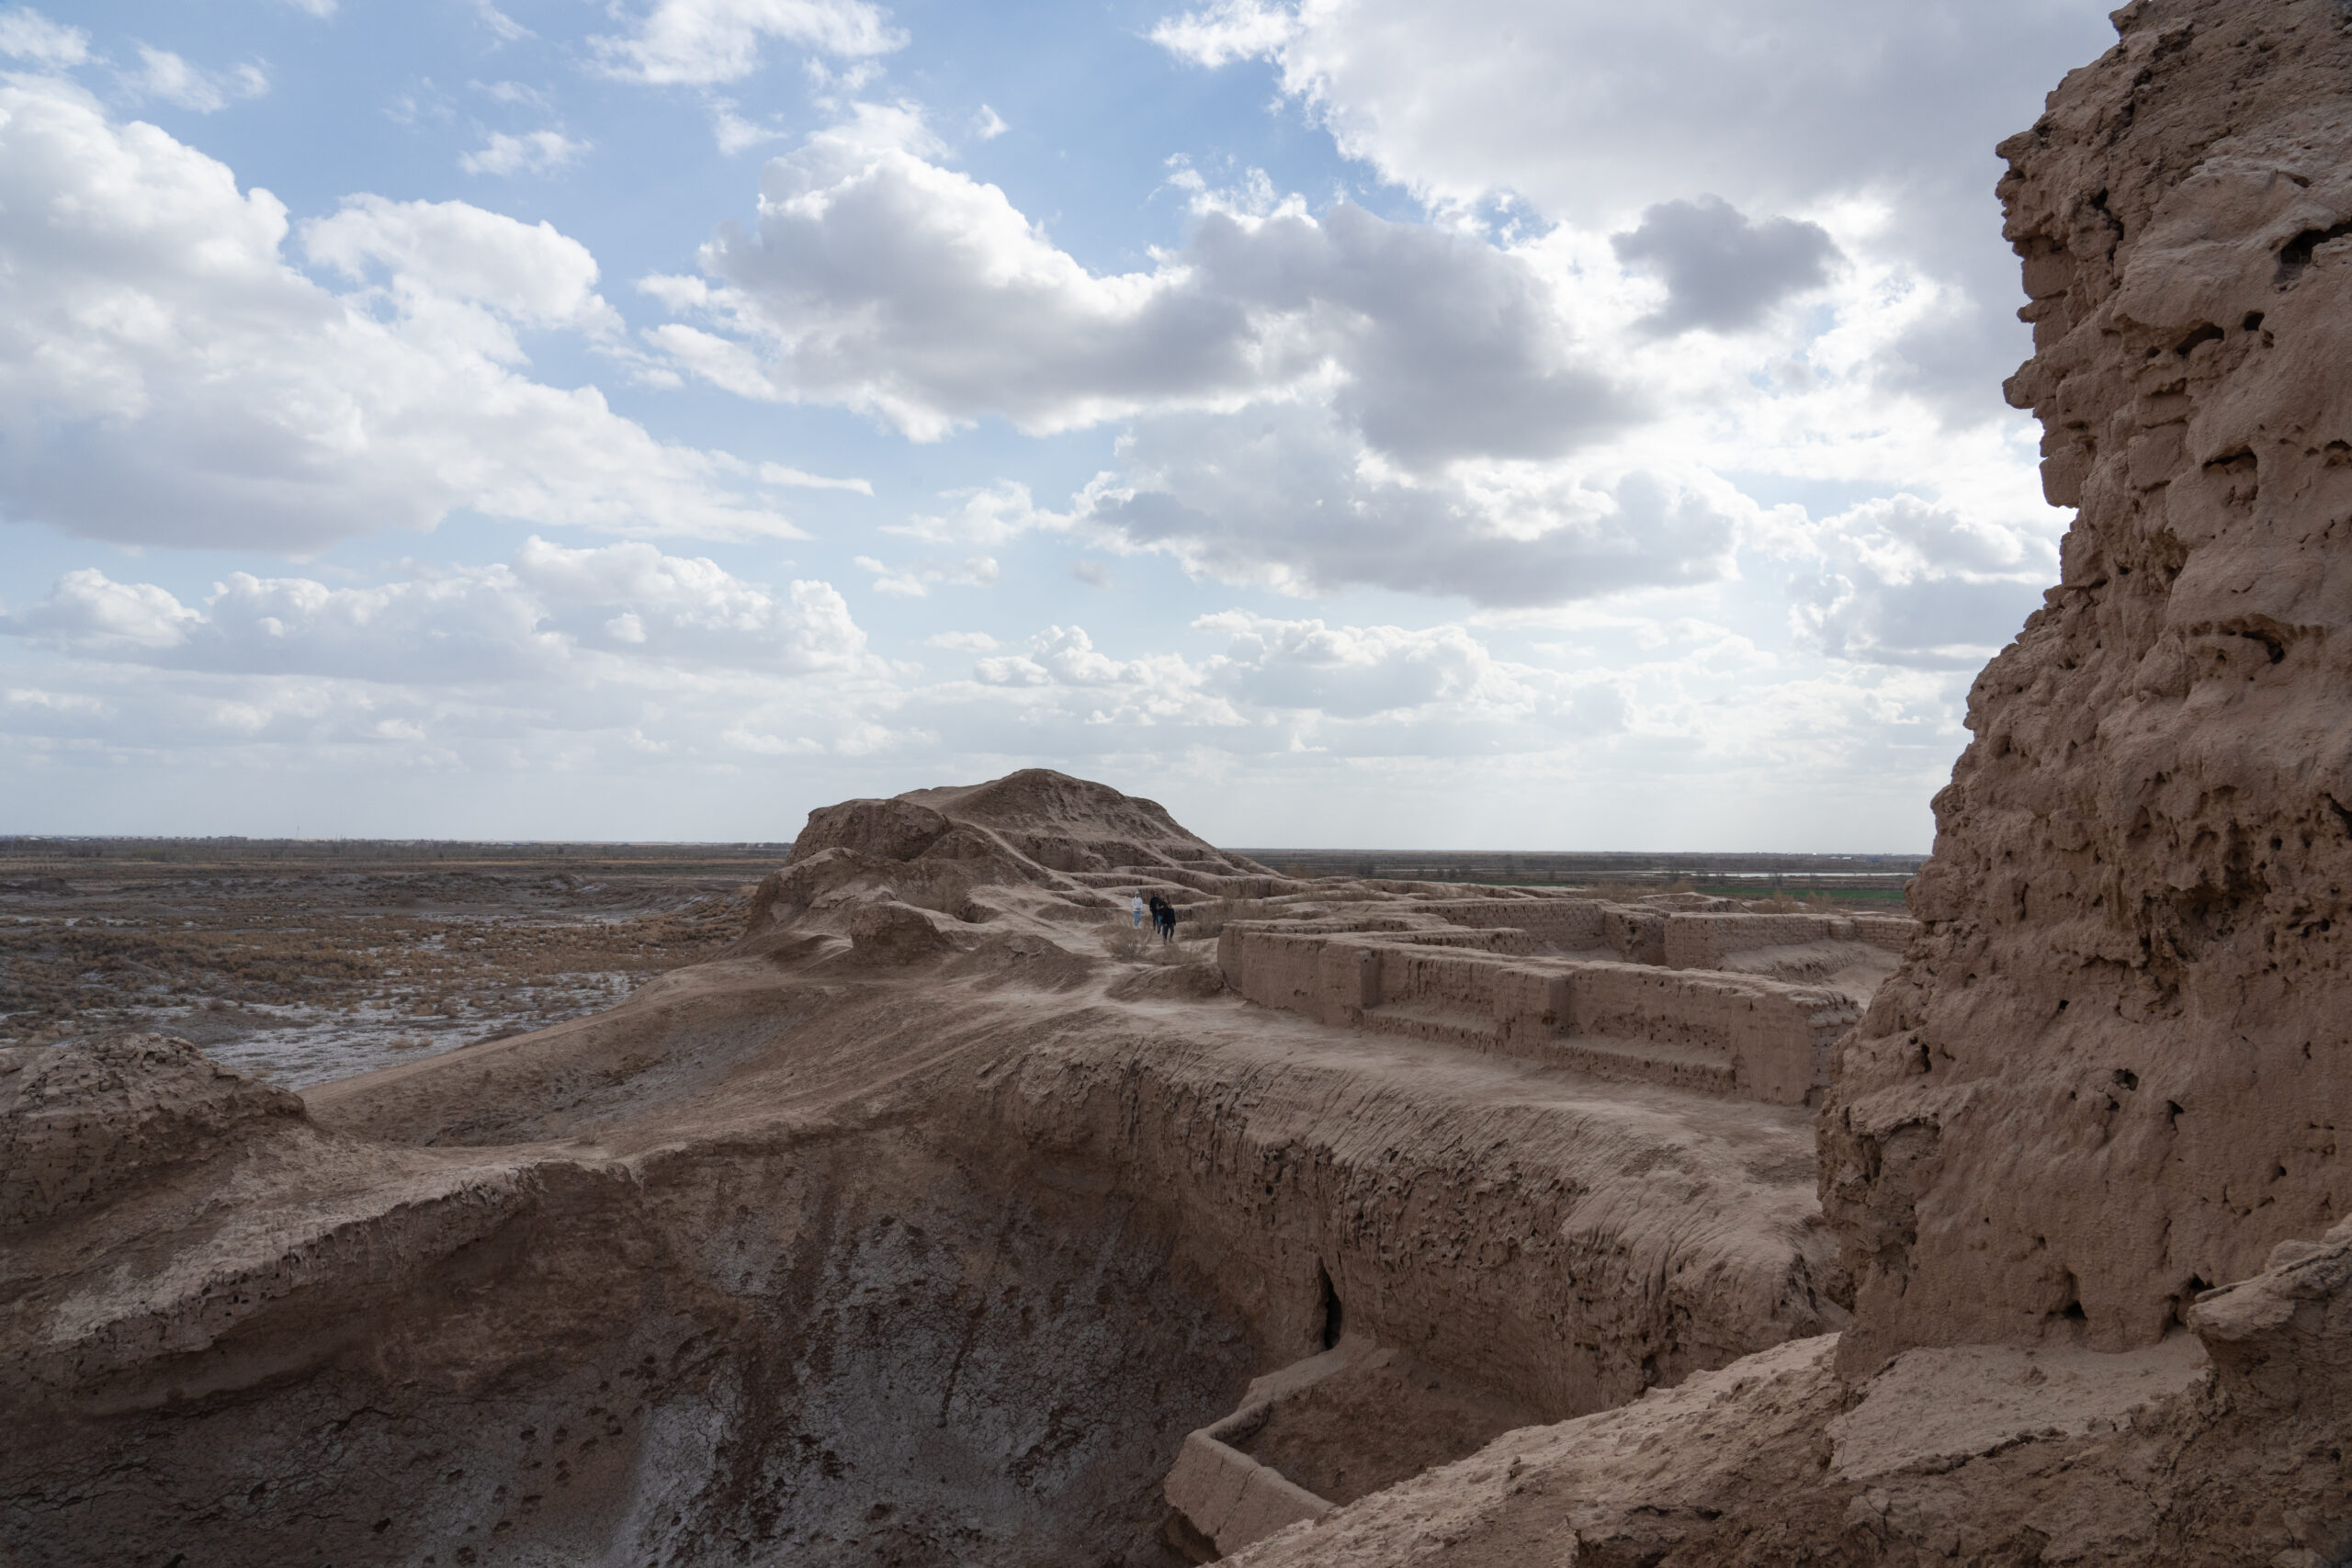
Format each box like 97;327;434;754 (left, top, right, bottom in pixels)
2173;321;2224;355
1317;1262;1344;1351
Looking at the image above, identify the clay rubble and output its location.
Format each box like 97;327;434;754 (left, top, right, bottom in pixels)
6;0;2352;1562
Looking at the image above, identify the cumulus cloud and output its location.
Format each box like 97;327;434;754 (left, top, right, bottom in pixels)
1150;0;2109;225
1;540;871;680
0;6;89;66
3;571;202;651
1791;495;2055;668
639;120;1753;604
591;0;905;85
0;75;790;550
650;132;1623;457
1611;197;1838;335
1151;0;1295;68
910;611;1636;761
458;129;591;176
1086;405;1741;605
302;195;619;332
121;47;270;113
1150;0;2114;411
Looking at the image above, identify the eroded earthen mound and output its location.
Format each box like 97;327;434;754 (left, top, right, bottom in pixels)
1;1032;302;1229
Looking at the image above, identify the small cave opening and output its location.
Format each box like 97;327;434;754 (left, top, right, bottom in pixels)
1317;1261;1345;1351
2173;321;2225;355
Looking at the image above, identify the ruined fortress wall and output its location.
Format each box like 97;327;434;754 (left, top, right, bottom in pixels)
1567;965;1856;1106
1413;898;1611;951
1216;928;1852;1105
1822;0;2352;1373
1662;914;1837;969
973;1025;1838;1425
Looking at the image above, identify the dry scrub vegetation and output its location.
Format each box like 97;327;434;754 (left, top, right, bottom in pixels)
0;853;767;1084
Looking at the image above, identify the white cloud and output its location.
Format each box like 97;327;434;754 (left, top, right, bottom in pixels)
1150;0;2115;407
3;570;202;651
971;103;1007;141
756;461;871;493
1084;408;1744;606
302;194;618;333
458;129;591;176
0;569;1976;847
648;128;1626;457
121;47;270;113
280;0;337;16
853;553;999;598
591;0;906;85
0;76;792;551
1790;495;2054;669
470;1;528;42
710;98;790;153
891;480;1069;547
477;80;551;109
1151;0;1296;68
0;6;88;66
643;118;2070;609
2;540;871;679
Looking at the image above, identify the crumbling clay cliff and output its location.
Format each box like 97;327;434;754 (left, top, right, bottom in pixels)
1823;0;2352;1374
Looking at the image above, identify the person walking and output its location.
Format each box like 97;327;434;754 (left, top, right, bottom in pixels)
1156;897;1178;944
1131;892;1146;929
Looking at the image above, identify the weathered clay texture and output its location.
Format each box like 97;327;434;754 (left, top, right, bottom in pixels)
1823;0;2352;1373
0;773;1845;1567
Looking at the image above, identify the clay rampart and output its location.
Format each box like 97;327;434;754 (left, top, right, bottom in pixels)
1565;964;1854;1107
1408;897;1610;951
1660;912;1918;969
1217;924;1855;1105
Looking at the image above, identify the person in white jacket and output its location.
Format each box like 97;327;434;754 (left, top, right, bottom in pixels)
1130;892;1146;929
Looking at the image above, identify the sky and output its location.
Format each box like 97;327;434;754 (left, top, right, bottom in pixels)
0;0;2121;850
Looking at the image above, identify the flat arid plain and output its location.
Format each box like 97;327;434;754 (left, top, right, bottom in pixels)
6;1;2352;1563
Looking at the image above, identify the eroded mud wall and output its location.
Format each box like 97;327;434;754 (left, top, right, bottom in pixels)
2;1095;1258;1568
1823;0;2352;1372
